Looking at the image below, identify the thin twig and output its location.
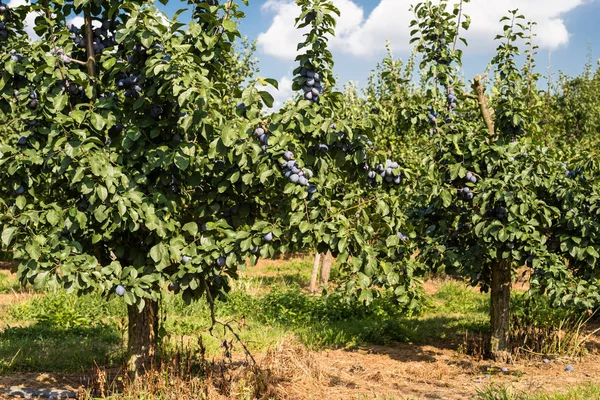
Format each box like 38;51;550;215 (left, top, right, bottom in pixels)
452;0;464;53
323;196;378;222
202;278;258;366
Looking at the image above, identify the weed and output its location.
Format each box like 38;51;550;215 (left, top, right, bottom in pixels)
509;294;599;359
0;323;122;373
0;271;21;294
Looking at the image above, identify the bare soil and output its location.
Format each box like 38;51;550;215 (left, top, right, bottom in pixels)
0;262;17;272
1;259;598;399
1;335;599;399
266;339;600;399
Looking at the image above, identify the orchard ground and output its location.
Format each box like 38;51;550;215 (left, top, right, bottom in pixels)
0;257;599;400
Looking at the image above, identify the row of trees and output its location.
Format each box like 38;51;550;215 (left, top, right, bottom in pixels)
1;0;599;374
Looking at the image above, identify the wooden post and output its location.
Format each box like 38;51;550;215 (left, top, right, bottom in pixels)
320;251;333;286
310;252;321;293
490;260;511;362
127;300;159;378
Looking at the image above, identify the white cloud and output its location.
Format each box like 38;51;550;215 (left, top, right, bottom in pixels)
8;0;39;40
261;75;296;110
258;0;365;59
6;1;101;41
258;0;588;60
67;16;85;29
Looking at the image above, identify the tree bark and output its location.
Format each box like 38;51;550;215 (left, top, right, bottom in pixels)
490;260;511;362
310;252;321;293
320;251;333;286
84;12;96;78
127;300;159;379
472;74;495;137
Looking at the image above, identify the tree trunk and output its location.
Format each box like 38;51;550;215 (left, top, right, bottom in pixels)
127;300;159;379
490;260;511;362
310;252;321;293
320;251;333;286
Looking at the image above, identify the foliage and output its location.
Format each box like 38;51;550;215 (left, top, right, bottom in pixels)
405;1;600;316
0;0;425;329
548;59;600;147
509;293;598;358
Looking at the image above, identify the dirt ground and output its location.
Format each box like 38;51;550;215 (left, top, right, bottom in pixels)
1;262;599;399
0;336;599;399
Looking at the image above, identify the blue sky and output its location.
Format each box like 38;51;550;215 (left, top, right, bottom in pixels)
164;0;600;107
12;0;594;107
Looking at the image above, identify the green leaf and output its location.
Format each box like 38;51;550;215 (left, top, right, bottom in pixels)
441;190;452;208
299;221;311;233
1;227;17;247
149;244;164;263
97;186;108;202
174;153;190;170
47;210;60;226
587;247;600;258
183;222;198;236
222;19;237;33
358;273;371;289
259;91;275;108
221;126;237;147
387;272;400;286
90;113;106;131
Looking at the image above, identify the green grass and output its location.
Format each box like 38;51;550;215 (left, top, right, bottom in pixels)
0;259;597;400
476;384;600;400
531;384;600;399
0;274;493;373
0;323;123;373
0;272;20;294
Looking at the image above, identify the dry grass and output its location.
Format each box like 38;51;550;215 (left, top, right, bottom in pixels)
1;331;599;400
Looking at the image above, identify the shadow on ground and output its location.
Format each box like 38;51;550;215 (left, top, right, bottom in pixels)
0;322;122;374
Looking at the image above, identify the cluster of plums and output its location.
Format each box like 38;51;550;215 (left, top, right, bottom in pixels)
446;87;458;111
300;68;323;103
366;159;403;185
457;187;473;201
127;43;148;65
0;21;8;41
280;150;318;199
456;172;477;201
254;127;269;153
26;90;38;110
565;167;583;179
427;106;438;126
466;172;477;184
67;20;116;54
116;74;142;98
58;78;85;98
309;127;372;155
485;207;508;220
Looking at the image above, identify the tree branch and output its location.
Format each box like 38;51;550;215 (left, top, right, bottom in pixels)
471;74;495;137
202;278;257;366
84;12;96;79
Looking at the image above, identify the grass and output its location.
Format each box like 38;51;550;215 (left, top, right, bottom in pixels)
476;384;600;400
0;271;21;294
0;324;122;373
0;276;492;373
0;258;598;399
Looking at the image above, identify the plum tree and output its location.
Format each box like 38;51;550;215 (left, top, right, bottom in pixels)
0;0;309;377
264;0;423;308
409;1;600;360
